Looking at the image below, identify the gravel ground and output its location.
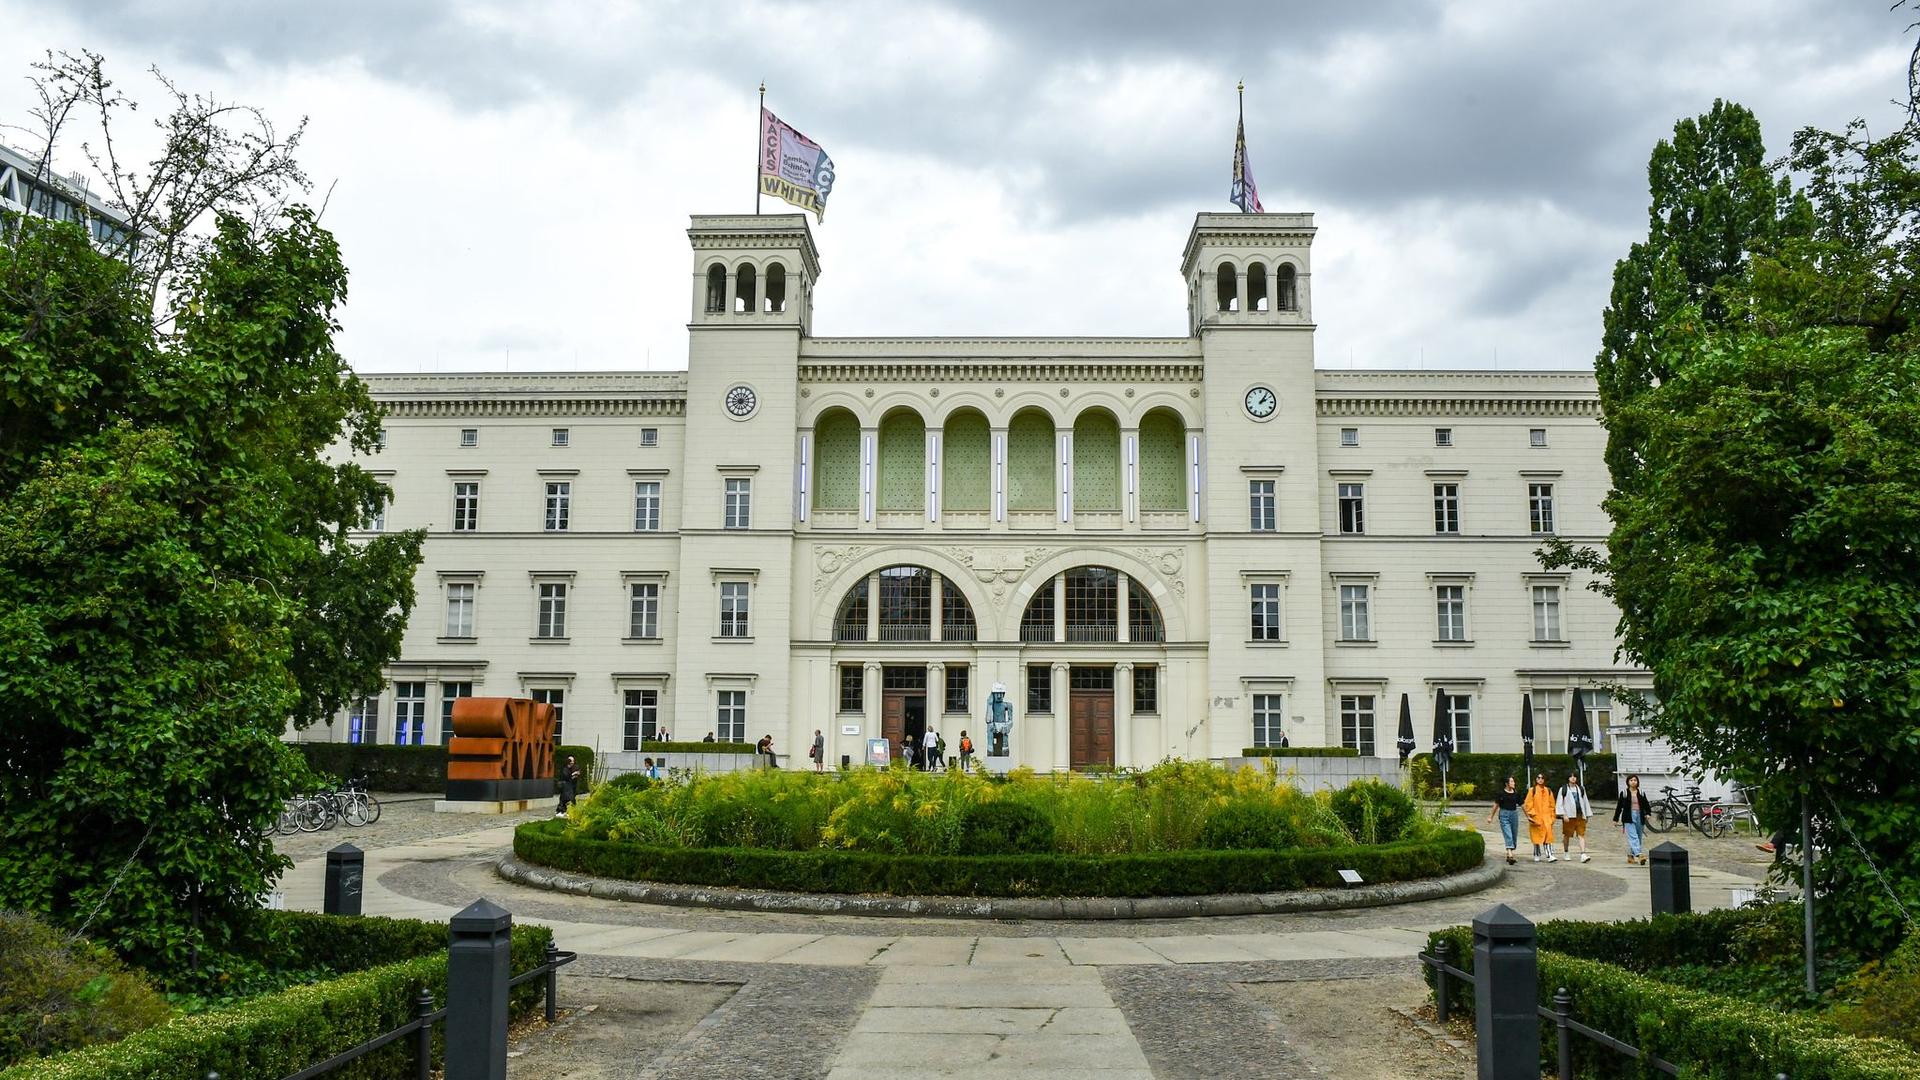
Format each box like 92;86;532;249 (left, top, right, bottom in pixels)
506;975;739;1079
1239;972;1472;1080
269;793;548;862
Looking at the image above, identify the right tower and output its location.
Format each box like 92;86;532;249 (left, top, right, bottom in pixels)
1185;212;1329;757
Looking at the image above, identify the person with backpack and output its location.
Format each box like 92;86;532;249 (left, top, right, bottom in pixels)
1556;771;1593;863
958;731;974;772
930;730;947;772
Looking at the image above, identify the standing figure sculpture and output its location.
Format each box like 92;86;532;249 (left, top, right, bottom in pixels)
986;683;1015;758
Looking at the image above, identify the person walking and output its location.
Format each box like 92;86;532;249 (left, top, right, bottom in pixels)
1615;774;1651;865
556;754;582;817
1523;773;1558;862
958;731;973;772
810;729;826;772
1556;771;1593;863
900;733;915;769
932;730;947;772
1486;775;1523;865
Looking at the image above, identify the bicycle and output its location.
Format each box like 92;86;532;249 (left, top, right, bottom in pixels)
339;777;381;827
1649;785;1703;833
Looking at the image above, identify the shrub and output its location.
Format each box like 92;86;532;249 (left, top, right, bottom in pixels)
1198;802;1296;850
1238;746;1361;757
0;912;170;1069
288;743;447;792
639;740;757;754
1832;932;1920;1050
1329;780;1417;844
1411;752;1617;799
959;801;1056;855
602;772;654;792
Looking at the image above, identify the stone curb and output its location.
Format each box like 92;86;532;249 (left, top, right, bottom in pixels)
494;852;1504;921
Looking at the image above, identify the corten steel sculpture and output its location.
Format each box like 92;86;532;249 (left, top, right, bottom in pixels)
445;697;556;802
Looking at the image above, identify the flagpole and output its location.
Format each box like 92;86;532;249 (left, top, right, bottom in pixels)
755;81;765;215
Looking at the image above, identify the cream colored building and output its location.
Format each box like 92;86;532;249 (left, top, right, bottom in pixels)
305;211;1649;770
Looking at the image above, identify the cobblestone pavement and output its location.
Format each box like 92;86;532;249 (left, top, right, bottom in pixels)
277;797;1770;1077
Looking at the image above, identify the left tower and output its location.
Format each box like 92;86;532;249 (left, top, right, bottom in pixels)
673;214;820;744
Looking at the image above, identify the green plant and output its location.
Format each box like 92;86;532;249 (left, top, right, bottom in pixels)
0;912;171;1069
1831;933;1920;1050
1410;753;1617;799
1197;802;1296;850
640;741;758;754
959;801;1056;855
288;744;447;792
602;772;655;792
1237;747;1361;757
1329;779;1417;844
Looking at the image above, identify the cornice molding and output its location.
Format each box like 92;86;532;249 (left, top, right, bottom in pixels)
379;397;686;418
799;360;1205;384
1315;396;1600;418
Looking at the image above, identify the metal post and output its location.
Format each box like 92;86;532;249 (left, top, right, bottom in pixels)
412;988;435;1080
1649;842;1691;915
545;943;560;1023
1802;792;1817;999
1553;986;1573;1080
841;753;851;771
1472;904;1538;1080
324;843;364;917
445;899;513;1080
1432;939;1452;1025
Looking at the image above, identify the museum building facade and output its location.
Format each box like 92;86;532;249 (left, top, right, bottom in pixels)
299;211;1650;771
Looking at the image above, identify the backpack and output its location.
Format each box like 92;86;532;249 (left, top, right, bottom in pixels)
960;736;973;754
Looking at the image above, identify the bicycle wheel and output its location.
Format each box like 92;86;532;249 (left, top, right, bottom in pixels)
1650;803;1681;832
342;796;370;828
360;793;381;825
296;800;326;833
275;805;300;836
1705;812;1730;839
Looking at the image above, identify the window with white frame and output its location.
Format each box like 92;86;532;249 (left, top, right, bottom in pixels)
551;427;570;447
1252;693;1287;748
640;427;658;447
1442;692;1473;752
1529;428;1548;447
453;481;479;532
1248;480;1276;531
1434;427;1453;447
1249;583;1283;641
622;688;658;751
374;428;388;450
439;681;472;743
945;666;970;715
460;428;478;447
1433;482;1459;534
724;477;752;529
718;581;751;638
1337;482;1365;534
544;482;571;531
347;694;379;744
393;681;426;746
1339;694;1376;755
716;689;746;742
1528;482;1555;535
1532;584;1563;642
1531;688;1566;753
839;665;864;713
629;581;660;639
532;687;565;742
1435;584;1467;641
633;481;662;531
1339;427;1359;447
1339;583;1371;641
1132;665;1158;714
445;581;476;638
367;496;386;533
536;582;568;639
1588;689;1615;750
1027;664;1052;713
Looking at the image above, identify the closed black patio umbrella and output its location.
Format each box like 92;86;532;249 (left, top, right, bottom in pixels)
1432;687;1455;803
1568;688;1594;789
1520;693;1536;793
1395;693;1416;764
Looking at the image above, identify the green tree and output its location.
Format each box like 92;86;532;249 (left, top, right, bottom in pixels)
0;55;422;980
1552;103;1920;952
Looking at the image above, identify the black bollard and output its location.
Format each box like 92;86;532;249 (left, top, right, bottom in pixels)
324;843;364;916
445;899;513;1080
1472;903;1539;1080
1649;842;1691;915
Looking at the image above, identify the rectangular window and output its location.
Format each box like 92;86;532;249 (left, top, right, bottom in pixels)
1434;427;1452;447
537;582;568;639
1528;483;1555;535
1027;664;1053;714
1339;427;1359;447
347;694;379;745
453;482;479;532
532;687;565;742
1340;694;1376;756
622;689;658;751
628;582;660;639
1443;693;1473;753
716;689;746;742
1531;688;1566;754
1339;583;1371;641
640;428;658;447
945;665;969;714
1433;483;1459;535
551;427;570;447
1249;583;1283;641
633;481;661;531
368;497;386;533
439;681;472;743
724;478;752;529
1252;693;1286;748
1588;689;1615;751
719;581;751;638
1338;482;1365;535
445;582;475;638
1248;480;1276;532
1529;428;1548;447
1532;584;1562;642
1132;665;1158;714
375;428;387;450
393;681;426;746
544;482;571;531
839;665;864;713
460;428;478;447
1435;584;1466;641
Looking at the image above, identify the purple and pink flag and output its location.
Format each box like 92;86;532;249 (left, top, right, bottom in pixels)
760;108;836;221
1231;114;1263;213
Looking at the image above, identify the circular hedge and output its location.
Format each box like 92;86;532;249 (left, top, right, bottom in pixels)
511;818;1485;899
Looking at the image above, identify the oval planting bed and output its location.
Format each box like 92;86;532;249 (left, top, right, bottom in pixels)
507;763;1490;915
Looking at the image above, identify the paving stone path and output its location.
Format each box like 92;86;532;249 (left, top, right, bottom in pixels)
275;799;1772;1077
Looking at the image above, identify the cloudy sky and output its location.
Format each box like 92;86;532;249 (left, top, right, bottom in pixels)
2;2;1910;373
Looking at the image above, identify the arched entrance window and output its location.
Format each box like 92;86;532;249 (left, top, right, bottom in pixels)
1017;566;1166;643
830;565;977;643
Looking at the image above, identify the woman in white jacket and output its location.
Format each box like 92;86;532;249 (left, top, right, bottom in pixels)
1556;773;1594;863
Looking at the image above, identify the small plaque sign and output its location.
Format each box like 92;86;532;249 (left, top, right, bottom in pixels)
840;724;861;736
1338;869;1364;886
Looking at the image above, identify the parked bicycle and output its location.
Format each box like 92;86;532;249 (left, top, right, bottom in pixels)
272;777;381;835
1648;784;1704;833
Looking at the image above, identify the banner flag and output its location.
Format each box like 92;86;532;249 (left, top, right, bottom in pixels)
760;107;836;221
1231;114;1264;213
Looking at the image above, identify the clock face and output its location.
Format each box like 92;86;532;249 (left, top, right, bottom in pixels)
1245;386;1277;419
724;385;757;417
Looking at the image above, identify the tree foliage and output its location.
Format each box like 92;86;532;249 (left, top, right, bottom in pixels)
0;56;421;980
1551;101;1920;951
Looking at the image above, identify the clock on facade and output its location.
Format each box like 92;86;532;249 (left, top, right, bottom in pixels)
724;385;758;418
1244;386;1277;419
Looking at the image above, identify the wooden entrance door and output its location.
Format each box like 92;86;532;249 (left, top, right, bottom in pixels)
1069;690;1115;769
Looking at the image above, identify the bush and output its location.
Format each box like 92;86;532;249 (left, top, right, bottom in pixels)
1198;802;1297;850
959;801;1056;855
602;772;654;792
288;743;447;792
1832;932;1920;1050
1410;752;1618;799
0;912;171;1069
515;818;1483;898
1238;746;1361;757
640;741;757;754
1329;780;1417;844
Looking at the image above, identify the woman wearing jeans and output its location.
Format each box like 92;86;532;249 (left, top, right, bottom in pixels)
1614;774;1651;865
1486;776;1523;865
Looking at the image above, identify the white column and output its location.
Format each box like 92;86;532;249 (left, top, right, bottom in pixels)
1052;662;1071;770
861;431;876;522
1123;432;1138;522
1053;573;1067;644
926;429;940;522
1236;266;1248;314
865;572;880;642
1116;571;1131;645
931;573;943;643
1115;662;1134;769
992;429;1007;523
927;661;945;749
796;433;810;522
1189;434;1203;522
862;661;882;757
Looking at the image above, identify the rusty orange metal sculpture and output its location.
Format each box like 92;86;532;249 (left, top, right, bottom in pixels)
445;697;555;801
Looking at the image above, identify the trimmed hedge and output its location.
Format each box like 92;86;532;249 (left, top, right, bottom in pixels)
1425;914;1920;1079
1238;746;1361;758
2;914;554;1080
641;740;758;755
514;818;1484;898
289;743;447;792
1411;751;1618;799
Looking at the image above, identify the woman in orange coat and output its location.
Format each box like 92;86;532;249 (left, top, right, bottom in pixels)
1523;773;1559;863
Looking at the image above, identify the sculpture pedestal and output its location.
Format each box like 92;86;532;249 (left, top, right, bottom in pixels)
434;796;558;815
984;754;1014;776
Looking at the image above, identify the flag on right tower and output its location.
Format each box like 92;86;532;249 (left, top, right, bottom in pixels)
1230;82;1264;213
